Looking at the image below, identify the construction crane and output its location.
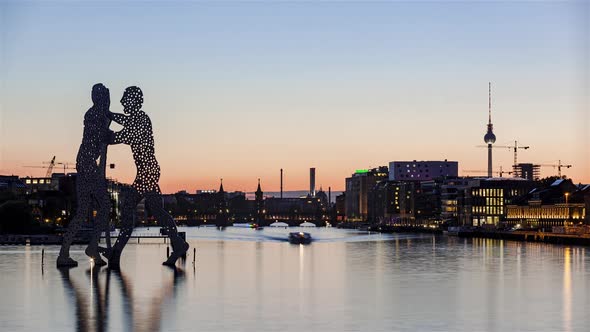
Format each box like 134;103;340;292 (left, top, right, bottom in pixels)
538;160;572;177
42;158;75;174
45;156;55;177
24;156;75;177
463;166;513;178
477;140;530;171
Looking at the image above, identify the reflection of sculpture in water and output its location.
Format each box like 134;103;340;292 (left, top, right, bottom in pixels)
59;266;184;331
104;86;189;266
57;83;112;267
58;266;107;331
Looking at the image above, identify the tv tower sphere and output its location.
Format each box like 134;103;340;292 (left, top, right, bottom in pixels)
484;129;496;144
484;82;496;144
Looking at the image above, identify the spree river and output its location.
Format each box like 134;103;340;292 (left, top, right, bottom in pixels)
1;227;589;331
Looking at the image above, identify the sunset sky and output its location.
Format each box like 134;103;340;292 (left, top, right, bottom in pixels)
1;1;588;193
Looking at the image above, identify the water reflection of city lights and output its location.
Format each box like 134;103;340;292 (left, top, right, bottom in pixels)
563;247;572;332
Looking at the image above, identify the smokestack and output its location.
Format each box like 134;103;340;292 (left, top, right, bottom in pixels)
280;168;283;199
310;167;316;197
328;186;331;205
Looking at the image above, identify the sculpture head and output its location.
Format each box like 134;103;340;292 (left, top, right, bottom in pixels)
91;83;110;109
121;86;143;114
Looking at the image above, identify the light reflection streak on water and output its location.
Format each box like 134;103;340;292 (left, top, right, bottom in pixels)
299;244;304;289
563;247;572;332
24;245;31;311
516;244;521;289
499;240;503;277
298;244;305;316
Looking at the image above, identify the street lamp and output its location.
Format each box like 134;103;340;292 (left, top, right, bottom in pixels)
564;192;570;226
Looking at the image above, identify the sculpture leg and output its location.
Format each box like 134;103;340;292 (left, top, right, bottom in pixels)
106;188;139;268
57;187;91;267
85;185;110;266
145;192;189;266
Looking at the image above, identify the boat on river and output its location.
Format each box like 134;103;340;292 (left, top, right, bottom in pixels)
288;232;312;244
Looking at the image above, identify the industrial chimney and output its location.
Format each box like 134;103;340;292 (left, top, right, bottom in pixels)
280;168;283;199
310;168;316;197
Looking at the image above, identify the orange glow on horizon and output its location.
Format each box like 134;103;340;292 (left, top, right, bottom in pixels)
3;156;589;195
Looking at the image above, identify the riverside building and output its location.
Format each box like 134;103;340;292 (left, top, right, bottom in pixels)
457;178;537;227
388;160;458;181
505;179;588;228
345;167;388;221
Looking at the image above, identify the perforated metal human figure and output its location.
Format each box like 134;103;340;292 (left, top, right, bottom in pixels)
105;86;189;266
57;83;112;267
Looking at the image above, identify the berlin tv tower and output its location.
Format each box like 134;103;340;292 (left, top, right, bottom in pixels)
484;82;497;178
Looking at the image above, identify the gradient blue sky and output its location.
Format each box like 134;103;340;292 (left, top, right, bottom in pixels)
1;0;588;193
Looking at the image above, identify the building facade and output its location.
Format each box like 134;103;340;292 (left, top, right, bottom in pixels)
388;160;458;182
505;179;587;228
0;176;26;196
440;177;471;223
370;179;443;225
458;178;537;227
345;167;388;221
513;163;540;181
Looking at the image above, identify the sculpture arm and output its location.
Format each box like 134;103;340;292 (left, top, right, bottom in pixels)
111;128;132;145
108;112;129;126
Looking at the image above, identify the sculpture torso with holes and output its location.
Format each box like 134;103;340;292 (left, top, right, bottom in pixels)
112;110;161;195
77;105;109;177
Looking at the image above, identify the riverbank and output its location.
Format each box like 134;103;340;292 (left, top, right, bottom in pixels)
458;229;590;246
336;222;443;234
337;222;590;246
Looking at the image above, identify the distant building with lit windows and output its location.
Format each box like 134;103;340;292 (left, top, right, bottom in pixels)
335;193;346;222
506;179;588;228
389;160;458;182
369;178;442;225
345;167;388;221
457;178;536;227
0;175;26;196
440;177;471;223
16;173;126;226
163;180;329;226
21;175;60;194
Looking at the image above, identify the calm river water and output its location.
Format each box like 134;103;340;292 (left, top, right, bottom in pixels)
1;227;589;331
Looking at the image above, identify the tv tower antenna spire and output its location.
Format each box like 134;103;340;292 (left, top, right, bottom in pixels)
488;82;492;124
483;82;497;178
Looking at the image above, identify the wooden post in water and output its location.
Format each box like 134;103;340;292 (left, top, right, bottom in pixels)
41;249;44;266
193;248;196;264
